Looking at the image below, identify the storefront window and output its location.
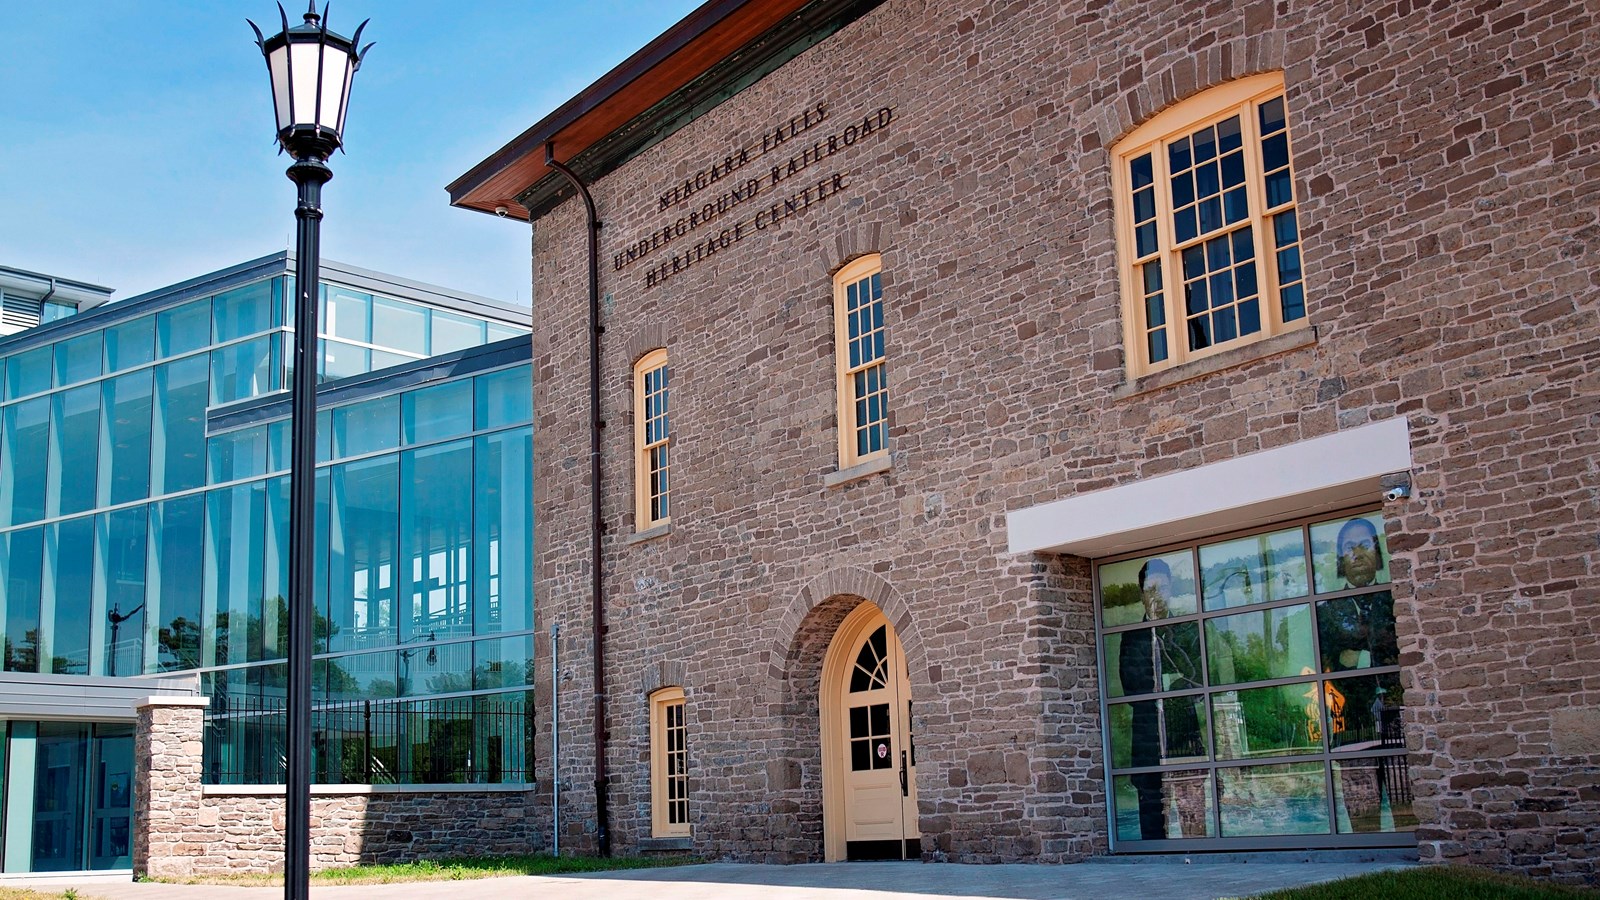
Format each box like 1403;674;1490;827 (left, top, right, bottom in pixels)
1096;510;1412;849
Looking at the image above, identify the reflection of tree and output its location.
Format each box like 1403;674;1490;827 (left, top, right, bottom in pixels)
158;617;202;671
3;629;39;672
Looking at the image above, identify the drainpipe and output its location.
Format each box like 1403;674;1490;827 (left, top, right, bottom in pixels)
543;142;610;857
551;621;561;857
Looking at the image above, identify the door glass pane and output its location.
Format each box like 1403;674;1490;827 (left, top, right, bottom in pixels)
1099;550;1197;627
1216;762;1329;837
1204;604;1316;686
1311;513;1390;592
1113;769;1214;841
32;723;88;872
1199;527;1308;610
90;724;135;869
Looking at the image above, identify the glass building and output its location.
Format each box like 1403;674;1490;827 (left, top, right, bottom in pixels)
0;254;532;872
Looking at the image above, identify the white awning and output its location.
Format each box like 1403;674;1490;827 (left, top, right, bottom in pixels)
1006;416;1412;558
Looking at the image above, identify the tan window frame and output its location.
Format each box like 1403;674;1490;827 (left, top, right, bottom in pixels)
650;686;689;837
1113;73;1308;378
633;348;670;530
833;255;888;469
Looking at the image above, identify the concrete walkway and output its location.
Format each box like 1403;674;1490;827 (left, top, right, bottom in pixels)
6;860;1409;900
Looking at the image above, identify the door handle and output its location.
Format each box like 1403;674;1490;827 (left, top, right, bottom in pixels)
899;749;908;797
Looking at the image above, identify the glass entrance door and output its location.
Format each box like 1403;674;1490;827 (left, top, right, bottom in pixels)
89;725;134;869
31;723;87;872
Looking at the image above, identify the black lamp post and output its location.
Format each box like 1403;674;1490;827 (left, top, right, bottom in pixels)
247;5;370;899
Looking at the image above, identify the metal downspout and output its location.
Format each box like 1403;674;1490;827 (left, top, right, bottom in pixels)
543;142;610;857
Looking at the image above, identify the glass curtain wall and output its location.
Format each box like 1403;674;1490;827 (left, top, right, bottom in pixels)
1097;509;1413;850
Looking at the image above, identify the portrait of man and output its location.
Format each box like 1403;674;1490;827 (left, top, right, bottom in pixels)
1334;516;1385;589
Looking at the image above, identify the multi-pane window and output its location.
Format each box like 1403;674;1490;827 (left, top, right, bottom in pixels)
1115;73;1307;376
650;686;689;837
633;349;670;530
833;255;887;468
1096;510;1413;849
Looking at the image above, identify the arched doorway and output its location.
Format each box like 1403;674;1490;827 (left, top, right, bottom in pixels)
820;602;919;861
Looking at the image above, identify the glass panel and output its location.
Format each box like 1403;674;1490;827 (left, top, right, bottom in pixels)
100;369;154;506
100;507;148;678
46;516;96;674
205;482;269;667
431;311;486;355
157;299;211;359
321;339;370;381
32;722;89;871
89;724;135;869
370;349;416;371
152;355;210;496
1113;770;1214;841
1317;592;1398;673
1210;683;1323;760
151;494;204;672
211;336;274;405
473;634;534;690
1325;671;1405;752
1333;756;1416;833
1310;513;1390;592
1098;550;1197;627
1199;527;1308;610
1109;695;1208;768
1;527;44;671
1105;621;1202;698
49;384;100;517
403;381;474;445
328;455;399;653
401;639;469;696
475;367;532;430
333;396;401;459
474;428;532;635
40;301;76;324
55;332;103;386
2;396;50;526
324;287;372;343
371;297;429;356
486;322;523;343
262;476;291;665
6;345;53;400
401;440;474;643
212;281;274;343
316;651;397;702
1217;762;1329;837
1204;604;1316;686
208;426;270;483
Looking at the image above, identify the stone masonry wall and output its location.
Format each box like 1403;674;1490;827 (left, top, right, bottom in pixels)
134;699;545;877
526;0;1599;882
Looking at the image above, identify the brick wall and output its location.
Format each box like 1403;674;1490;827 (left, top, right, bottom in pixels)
526;0;1599;882
133;698;545;877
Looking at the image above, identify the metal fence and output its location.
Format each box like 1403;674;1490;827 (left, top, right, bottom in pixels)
203;692;534;785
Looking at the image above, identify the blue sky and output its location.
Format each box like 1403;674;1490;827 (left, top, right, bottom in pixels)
0;0;702;307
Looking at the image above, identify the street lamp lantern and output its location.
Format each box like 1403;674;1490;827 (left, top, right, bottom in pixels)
246;5;370;900
250;2;371;160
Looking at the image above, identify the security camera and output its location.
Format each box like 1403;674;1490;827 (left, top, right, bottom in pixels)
494;206;509;218
1383;485;1410;502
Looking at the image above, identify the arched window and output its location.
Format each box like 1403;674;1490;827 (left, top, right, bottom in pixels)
833;255;888;469
1113;73;1307;377
649;686;689;837
633;348;670;531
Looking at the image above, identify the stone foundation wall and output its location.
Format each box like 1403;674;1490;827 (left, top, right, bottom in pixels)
134;698;546;878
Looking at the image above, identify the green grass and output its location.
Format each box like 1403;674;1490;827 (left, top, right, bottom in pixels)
154;852;696;886
0;889;80;900
1248;865;1598;900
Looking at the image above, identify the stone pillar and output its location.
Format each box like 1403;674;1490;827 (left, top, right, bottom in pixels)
133;695;210;880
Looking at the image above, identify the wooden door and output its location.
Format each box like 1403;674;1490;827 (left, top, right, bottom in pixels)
838;617;919;860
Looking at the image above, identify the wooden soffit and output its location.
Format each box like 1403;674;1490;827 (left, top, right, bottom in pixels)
447;0;883;222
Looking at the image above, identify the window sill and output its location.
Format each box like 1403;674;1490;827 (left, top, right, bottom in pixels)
202;783;536;796
624;522;673;545
1114;326;1317;401
824;454;892;488
640;835;694;851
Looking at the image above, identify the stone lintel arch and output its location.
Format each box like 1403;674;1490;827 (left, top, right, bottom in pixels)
623;322;669;370
767;566;925;708
1094;32;1288;152
811;221;893;286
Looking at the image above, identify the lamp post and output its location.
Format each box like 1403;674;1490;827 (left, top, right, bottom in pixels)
247;5;371;899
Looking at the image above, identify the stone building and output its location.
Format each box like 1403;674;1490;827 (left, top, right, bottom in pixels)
450;0;1598;882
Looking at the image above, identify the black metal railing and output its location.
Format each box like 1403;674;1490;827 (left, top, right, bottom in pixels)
203;692;534;786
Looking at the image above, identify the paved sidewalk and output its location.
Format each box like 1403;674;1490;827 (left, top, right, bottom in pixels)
6;860;1409;900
